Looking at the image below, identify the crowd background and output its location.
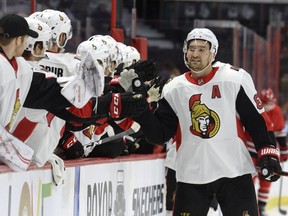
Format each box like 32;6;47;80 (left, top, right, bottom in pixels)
4;0;288;108
2;0;288;172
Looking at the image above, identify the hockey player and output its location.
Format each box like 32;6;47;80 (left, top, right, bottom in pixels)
59;39;142;159
22;18;52;64
58;38;161;159
35;9;78;77
246;88;288;216
0;14;72;171
16;17;68;185
87;34;120;78
58;38;116;159
0;14;147;172
127;28;283;215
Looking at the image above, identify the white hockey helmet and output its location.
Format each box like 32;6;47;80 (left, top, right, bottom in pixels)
37;9;72;48
28;11;42;20
183;28;218;55
25;17;52;57
114;42;126;68
88;35;119;68
121;45;140;68
76;40;110;71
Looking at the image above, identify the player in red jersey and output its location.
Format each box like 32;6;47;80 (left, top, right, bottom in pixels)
246;88;288;216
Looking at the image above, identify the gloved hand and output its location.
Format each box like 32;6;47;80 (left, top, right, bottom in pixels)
58;131;84;159
131;59;159;81
279;145;288;162
48;154;67;186
122;135;140;155
97;92;149;119
104;77;125;94
118;69;139;92
147;75;170;102
258;146;282;182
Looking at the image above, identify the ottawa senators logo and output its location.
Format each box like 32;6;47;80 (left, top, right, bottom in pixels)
83;125;96;140
189;94;220;138
59;15;64;21
92;44;97;50
37;23;43;31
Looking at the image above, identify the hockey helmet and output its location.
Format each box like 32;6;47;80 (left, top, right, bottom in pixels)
28;11;42;20
76;40;110;71
259;88;276;104
37;9;72;48
121;45;140;68
183;28;219;55
25;17;52;57
88;35;119;72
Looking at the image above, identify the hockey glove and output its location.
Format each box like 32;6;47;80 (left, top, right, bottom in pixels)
258;146;282;182
48;154;66;186
58;131;84;159
123;135;140;155
130;59;159;82
147;75;170;102
97;92;149;119
118;69;139;92
104;77;125;94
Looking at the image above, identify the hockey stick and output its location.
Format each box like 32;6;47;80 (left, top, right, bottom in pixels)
83;128;143;156
258;167;288;177
278;162;287;215
276;170;288;177
278;175;287;215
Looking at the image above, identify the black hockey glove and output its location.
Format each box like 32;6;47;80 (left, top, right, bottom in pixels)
122;135;140;155
147;74;170;93
114;63;125;76
258;146;282;182
103;77;125;94
96;92;149;119
130;59;159;82
147;74;171;103
58;131;84;159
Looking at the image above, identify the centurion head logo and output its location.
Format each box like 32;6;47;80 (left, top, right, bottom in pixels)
189;94;220;138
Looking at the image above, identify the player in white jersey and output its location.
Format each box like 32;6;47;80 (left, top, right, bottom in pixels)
59;38;161;158
128;28;283;215
0;14;146;172
0;14;76;171
16;18;67;172
34;9;78;77
57;39;113;159
58;39;139;158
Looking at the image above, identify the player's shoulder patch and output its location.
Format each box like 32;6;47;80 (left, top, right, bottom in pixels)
230;65;240;71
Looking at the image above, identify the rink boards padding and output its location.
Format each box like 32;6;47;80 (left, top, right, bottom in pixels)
0;153;166;216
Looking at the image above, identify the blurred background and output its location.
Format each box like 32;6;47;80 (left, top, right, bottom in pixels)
2;0;288;114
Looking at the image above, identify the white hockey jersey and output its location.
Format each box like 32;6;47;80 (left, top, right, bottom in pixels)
135;64;272;184
0;54;33;129
37;52;79;77
11;66;66;167
161;63;266;184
